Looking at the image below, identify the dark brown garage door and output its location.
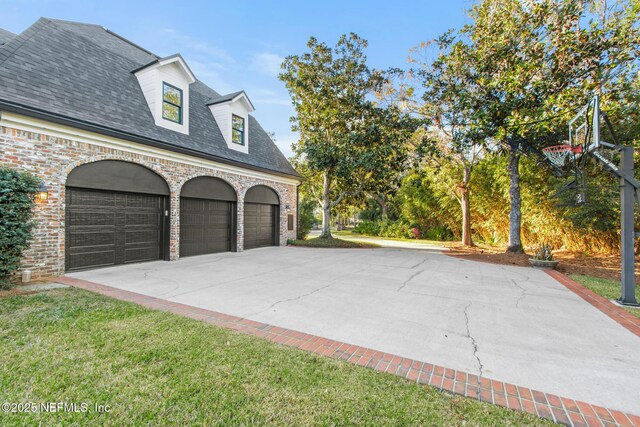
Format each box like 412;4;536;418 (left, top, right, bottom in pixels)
65;187;165;271
244;203;276;249
180;198;232;257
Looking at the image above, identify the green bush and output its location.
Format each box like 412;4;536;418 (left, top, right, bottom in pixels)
0;167;40;289
353;220;380;235
297;197;317;240
423;225;454;241
378;220;417;239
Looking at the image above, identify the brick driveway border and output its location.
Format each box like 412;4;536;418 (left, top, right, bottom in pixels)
545;270;640;338
55;275;640;427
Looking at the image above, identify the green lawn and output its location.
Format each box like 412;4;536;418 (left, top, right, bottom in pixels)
0;289;548;426
570;274;640;319
288;236;380;248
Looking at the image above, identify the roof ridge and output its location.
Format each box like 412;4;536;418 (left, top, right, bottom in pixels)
42;18;103;29
46;18;159;62
0;18;50;67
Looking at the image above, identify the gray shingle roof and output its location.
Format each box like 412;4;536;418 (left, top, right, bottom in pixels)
0;18;299;178
0;28;16;45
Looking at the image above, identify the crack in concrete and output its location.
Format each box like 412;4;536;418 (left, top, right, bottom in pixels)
248;283;335;317
397;269;425;292
410;257;429;269
511;279;528;308
245;266;369;318
464;302;484;381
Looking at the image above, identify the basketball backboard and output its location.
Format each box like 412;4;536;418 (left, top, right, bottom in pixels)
568;96;600;153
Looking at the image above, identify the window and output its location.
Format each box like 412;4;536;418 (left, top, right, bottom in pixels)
231;114;245;145
162;82;183;124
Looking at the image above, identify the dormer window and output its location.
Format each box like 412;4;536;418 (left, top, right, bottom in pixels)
162;82;183;124
133;54;195;135
232;115;245;145
207;90;254;153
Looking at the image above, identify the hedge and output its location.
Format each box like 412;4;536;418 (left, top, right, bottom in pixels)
0;167;40;289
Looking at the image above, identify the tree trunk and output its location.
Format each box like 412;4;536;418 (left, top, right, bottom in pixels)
460;164;473;247
370;193;388;221
507;141;523;253
321;171;332;238
460;187;472;246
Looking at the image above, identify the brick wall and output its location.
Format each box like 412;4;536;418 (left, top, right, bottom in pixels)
0;125;298;280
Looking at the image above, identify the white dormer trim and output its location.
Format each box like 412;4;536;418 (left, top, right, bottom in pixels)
134;54;196;135
207;91;255;154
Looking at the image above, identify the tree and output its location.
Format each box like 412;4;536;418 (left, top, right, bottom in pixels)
409;33;487;246
280;34;421;238
462;0;640;252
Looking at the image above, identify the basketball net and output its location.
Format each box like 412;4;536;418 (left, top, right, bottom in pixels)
542;144;583;168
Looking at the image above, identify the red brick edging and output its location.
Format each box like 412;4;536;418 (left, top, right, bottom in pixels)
545;270;640;338
55;276;640;427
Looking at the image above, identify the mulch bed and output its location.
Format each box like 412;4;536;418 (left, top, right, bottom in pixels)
444;243;640;284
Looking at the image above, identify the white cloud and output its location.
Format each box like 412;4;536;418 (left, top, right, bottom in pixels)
156;29;235;65
135;28;237;93
251;52;284;77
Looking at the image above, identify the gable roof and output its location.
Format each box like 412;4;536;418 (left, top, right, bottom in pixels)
0;28;16;45
133;53;197;84
0;18;299;179
207;90;255;111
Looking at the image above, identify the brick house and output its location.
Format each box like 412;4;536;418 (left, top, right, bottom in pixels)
0;18;301;279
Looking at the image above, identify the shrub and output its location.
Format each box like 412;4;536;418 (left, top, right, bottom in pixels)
378;220;416;239
297;197;317;240
412;227;420;239
423;225;454;241
353;220;380;235
0;167;40;289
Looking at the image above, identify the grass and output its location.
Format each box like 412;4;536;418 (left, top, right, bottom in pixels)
288;236;380;248
0;289;549;426
570;274;640;319
332;230;445;246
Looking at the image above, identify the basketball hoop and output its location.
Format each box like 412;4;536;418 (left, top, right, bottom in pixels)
542;144;583;168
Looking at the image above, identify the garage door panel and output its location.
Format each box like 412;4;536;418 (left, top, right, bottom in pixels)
67;211;116;227
125;229;160;245
180;197;232;257
68;189;117;207
67;230;115;248
66;187;164;271
124;247;160;263
67;250;115;271
125;213;162;227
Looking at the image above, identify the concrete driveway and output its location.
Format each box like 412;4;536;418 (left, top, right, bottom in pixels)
68;246;640;415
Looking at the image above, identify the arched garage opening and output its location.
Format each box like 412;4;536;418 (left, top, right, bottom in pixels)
244;185;280;250
65;160;170;271
180;176;237;257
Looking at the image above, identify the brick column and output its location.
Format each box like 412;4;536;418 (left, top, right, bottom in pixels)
169;191;180;260
236;193;244;252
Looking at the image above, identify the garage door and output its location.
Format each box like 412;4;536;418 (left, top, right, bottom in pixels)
244;203;276;249
179;176;238;257
180;198;232;257
65;187;165;271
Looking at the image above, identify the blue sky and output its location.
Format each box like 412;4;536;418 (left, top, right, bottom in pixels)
2;0;472;157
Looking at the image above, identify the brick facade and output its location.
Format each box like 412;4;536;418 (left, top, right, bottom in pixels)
0;124;298;280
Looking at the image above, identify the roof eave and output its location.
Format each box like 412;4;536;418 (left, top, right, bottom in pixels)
0;100;301;180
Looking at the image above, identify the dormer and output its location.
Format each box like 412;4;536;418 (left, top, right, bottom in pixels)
133;54;196;135
207;91;255;154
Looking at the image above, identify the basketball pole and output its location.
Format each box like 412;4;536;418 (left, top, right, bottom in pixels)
619;145;638;306
566;95;639;306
